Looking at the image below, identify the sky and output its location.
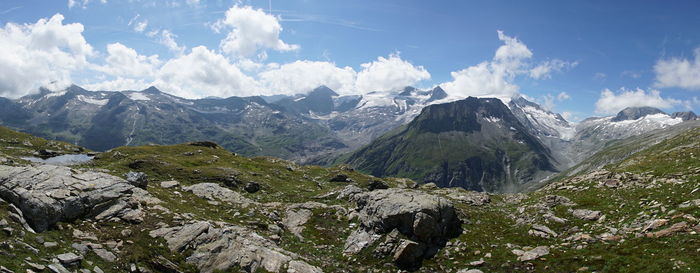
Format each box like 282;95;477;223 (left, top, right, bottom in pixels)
1;0;700;120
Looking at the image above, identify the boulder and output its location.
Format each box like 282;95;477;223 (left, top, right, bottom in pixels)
515;246;549;261
352;189;460;244
244;182;260;193
572;209;603;221
329;174;351;182
160;180;180;189
149;221;323;273
57;252;82;265
0;165;153;232
183;183;253;206
126;171;148;188
392;239;426;269
367;180;389;191
344;188;461;267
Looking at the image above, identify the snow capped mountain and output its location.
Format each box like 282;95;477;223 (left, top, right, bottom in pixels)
508;97;575;141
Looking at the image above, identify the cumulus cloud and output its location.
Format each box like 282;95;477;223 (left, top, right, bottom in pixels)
541;92;571;111
68;0;106;9
442;31;531;101
355;53;431;93
82;77;151;91
159;30;185;55
153;46;261;98
0;13;94;98
530;59;578;79
213;5;299;57
96;43;160;78
259;60;356;95
442;31;575;102
256;53;430;95
654;47;700;90
594;88;683;114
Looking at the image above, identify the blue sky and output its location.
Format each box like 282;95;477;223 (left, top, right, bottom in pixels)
1;0;699;120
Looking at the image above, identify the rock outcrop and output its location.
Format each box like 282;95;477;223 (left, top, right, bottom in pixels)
0;165;152;232
343;188;461;268
182;183;253;206
149;221;323;273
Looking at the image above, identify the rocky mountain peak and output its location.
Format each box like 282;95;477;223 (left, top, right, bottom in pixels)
142;86;162;94
611;106;665;122
309;85;339;97
671;111;698;121
426;86;447;102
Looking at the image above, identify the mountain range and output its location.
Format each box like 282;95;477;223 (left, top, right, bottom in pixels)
0;84;697;192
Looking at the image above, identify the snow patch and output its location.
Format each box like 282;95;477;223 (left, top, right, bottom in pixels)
77;95;108;106
128;92;151;101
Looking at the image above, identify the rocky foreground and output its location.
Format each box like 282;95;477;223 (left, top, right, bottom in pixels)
0;126;699;272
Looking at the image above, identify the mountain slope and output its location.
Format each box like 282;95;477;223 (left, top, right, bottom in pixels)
5;85;346;162
2;121;700;272
345;97;558;193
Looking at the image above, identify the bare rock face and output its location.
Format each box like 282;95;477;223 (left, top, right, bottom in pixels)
344;188;461;268
0;165;152;232
149;221;323;273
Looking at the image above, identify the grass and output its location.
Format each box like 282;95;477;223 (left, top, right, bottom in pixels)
1;125;700;272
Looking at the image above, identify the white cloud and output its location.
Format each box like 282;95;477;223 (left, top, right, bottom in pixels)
158;30;185;55
256;53;429;95
67;0;105;9
530;59;578;79
0;13;94;98
96;43;160;78
153;46;261;98
355;53;431;93
82;77;151;91
134;20;148;33
594;88;683;114
654;47;700;90
557;91;570;101
214;5;299;57
186;0;201;6
259;60;356;95
442;31;539;101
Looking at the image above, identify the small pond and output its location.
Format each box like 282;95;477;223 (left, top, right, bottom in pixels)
21;154;94;166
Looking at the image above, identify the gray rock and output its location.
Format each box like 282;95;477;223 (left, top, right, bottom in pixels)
282;209;312;240
529;224;558;238
287;260;323;273
126;171;148;188
183;183;253;206
336;185;364;200
572;209;603;221
351;188;460;244
160;180;180;189
516;246;549;261
457;269;484;273
48;264;71;273
544;195;575;207
149;221;322;273
392;239;426;269
344;188;461;267
57;252;82;265
0;165;155;232
43;241;58;248
92;248;117;262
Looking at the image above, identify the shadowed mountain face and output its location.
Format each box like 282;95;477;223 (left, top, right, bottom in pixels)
5;85;346;162
611;106;664;122
344;97;558;193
